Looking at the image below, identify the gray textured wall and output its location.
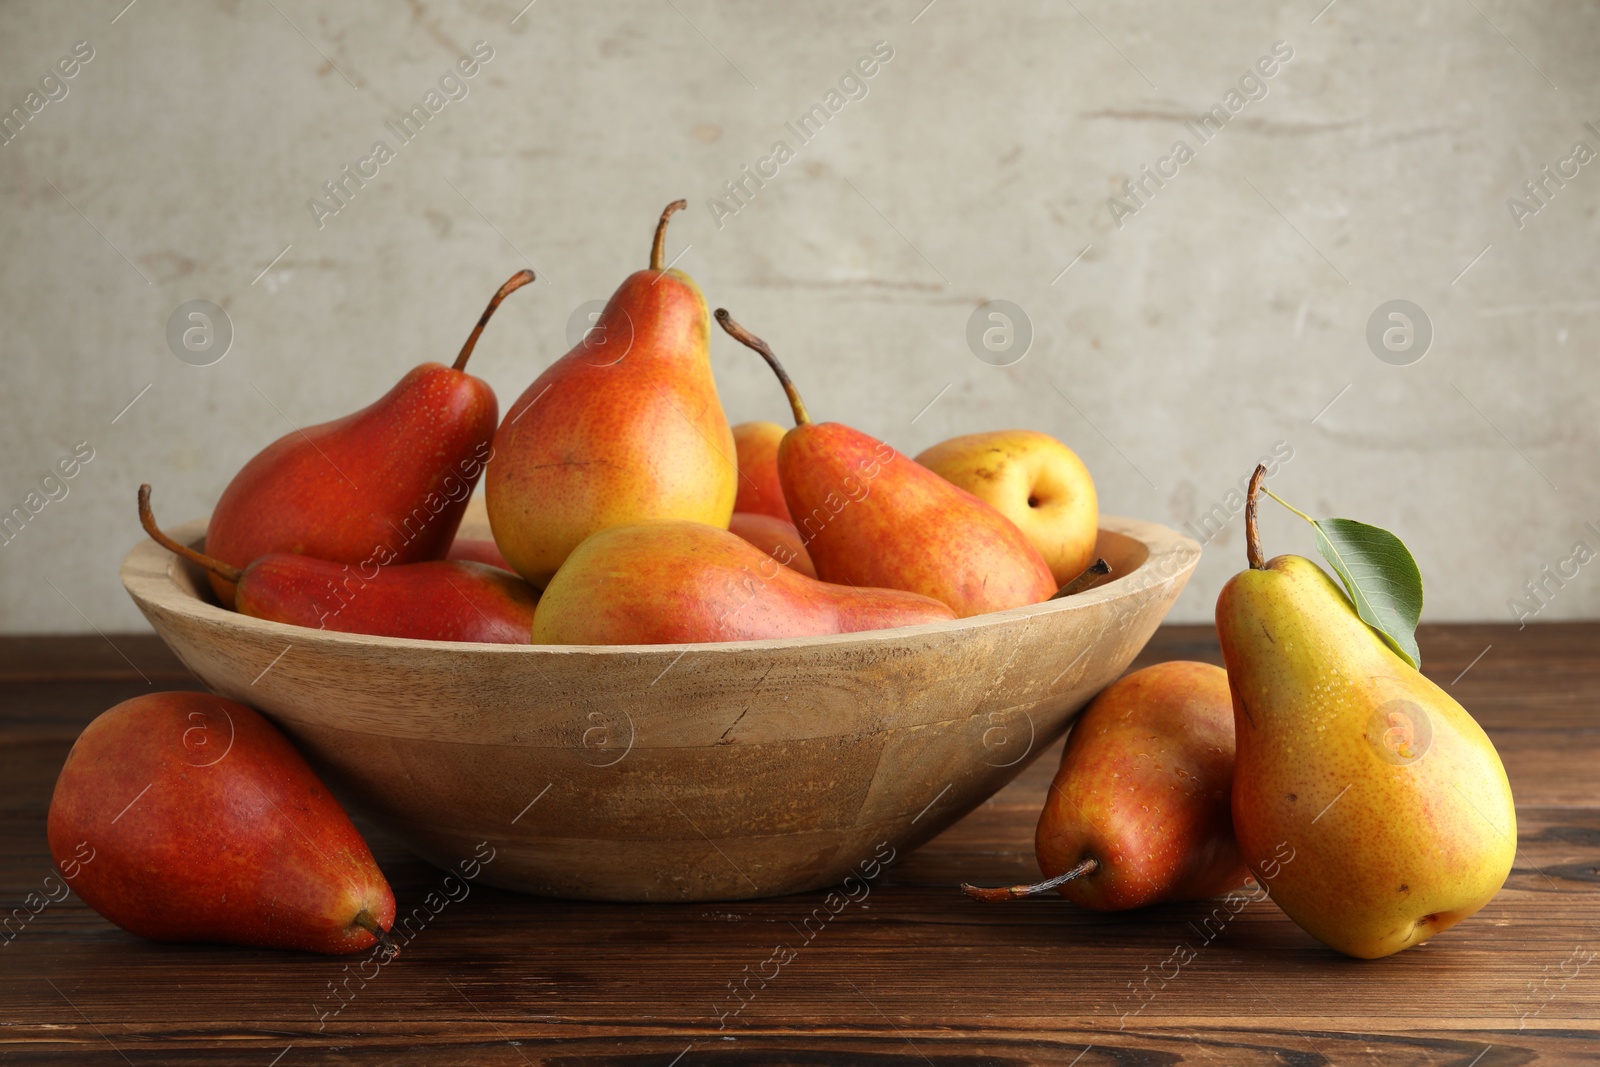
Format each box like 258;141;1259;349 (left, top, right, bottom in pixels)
1;0;1596;633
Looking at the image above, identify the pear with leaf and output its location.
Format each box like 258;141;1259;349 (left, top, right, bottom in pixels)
1217;465;1515;959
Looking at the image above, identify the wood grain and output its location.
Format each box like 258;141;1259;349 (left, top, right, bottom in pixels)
0;626;1596;1065
118;515;1197;902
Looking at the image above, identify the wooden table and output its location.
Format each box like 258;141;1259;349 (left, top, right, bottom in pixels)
2;625;1596;1064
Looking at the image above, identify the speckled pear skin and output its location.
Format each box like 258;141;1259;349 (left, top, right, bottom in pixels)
1217;554;1516;959
531;521;954;645
1034;661;1249;910
47;693;394;954
486;258;737;587
206;363;496;608
732;421;792;522
916;429;1099;586
728;512;815;578
236;555;538;644
779;422;1057;618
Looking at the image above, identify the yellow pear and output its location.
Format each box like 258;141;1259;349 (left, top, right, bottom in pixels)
1216;469;1515;959
485;202;737;586
915;430;1097;585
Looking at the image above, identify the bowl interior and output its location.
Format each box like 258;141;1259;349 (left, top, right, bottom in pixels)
161;519;1154;630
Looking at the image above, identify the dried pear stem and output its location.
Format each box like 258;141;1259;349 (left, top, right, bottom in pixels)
453;270;535;372
137;485;243;584
715;309;811;426
961;857;1099;902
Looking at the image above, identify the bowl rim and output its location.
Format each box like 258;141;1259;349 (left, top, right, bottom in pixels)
121;514;1199;656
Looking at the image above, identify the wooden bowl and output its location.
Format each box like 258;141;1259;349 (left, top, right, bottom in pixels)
121;515;1198;902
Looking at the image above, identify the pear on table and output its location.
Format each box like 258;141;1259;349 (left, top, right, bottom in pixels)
487;201;738;587
715;310;1056;618
48;692;395;954
964;661;1249;911
1217;465;1516;959
205;271;532;607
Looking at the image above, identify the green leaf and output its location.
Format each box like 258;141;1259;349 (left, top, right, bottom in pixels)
1312;518;1424;668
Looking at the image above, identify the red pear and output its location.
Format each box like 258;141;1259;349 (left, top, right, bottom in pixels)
732;421;792;521
205;271;533;607
727;512;816;578
48;692;395;954
916;429;1099;586
716;311;1057;618
447;535;514;573
142;487;538;643
963;662;1249;910
531;522;954;644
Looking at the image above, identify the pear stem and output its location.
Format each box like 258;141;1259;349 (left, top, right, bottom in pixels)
1050;558;1111;600
453;269;535;372
1244;463;1268;570
353;908;400;959
714;309;812;426
650;200;688;272
138;485;243;584
960;856;1099;902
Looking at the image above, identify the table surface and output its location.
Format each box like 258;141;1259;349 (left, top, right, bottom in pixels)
1;624;1596;1065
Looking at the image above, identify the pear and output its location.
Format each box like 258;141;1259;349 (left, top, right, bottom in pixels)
916;430;1098;586
732;421;792;521
727;512;816;578
531;522;954;644
142;486;538;644
1217;467;1516;958
446;535;514;572
963;662;1248;910
48;692;394;954
486;202;737;586
205;271;531;608
715;311;1056;618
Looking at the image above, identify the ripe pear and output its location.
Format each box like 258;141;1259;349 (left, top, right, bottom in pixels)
486;202;738;586
916;430;1098;586
48;692;394;954
531;522;954;644
446;535;514;572
1217;468;1516;959
205;271;532;607
142;486;538;643
732;421;792;521
715;311;1056;618
964;661;1248;910
728;511;816;578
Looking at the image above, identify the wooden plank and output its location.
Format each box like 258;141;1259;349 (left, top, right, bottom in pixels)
0;634;189;682
0;625;1595;1064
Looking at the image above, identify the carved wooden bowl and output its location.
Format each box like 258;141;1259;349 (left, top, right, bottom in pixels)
121;515;1198;902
